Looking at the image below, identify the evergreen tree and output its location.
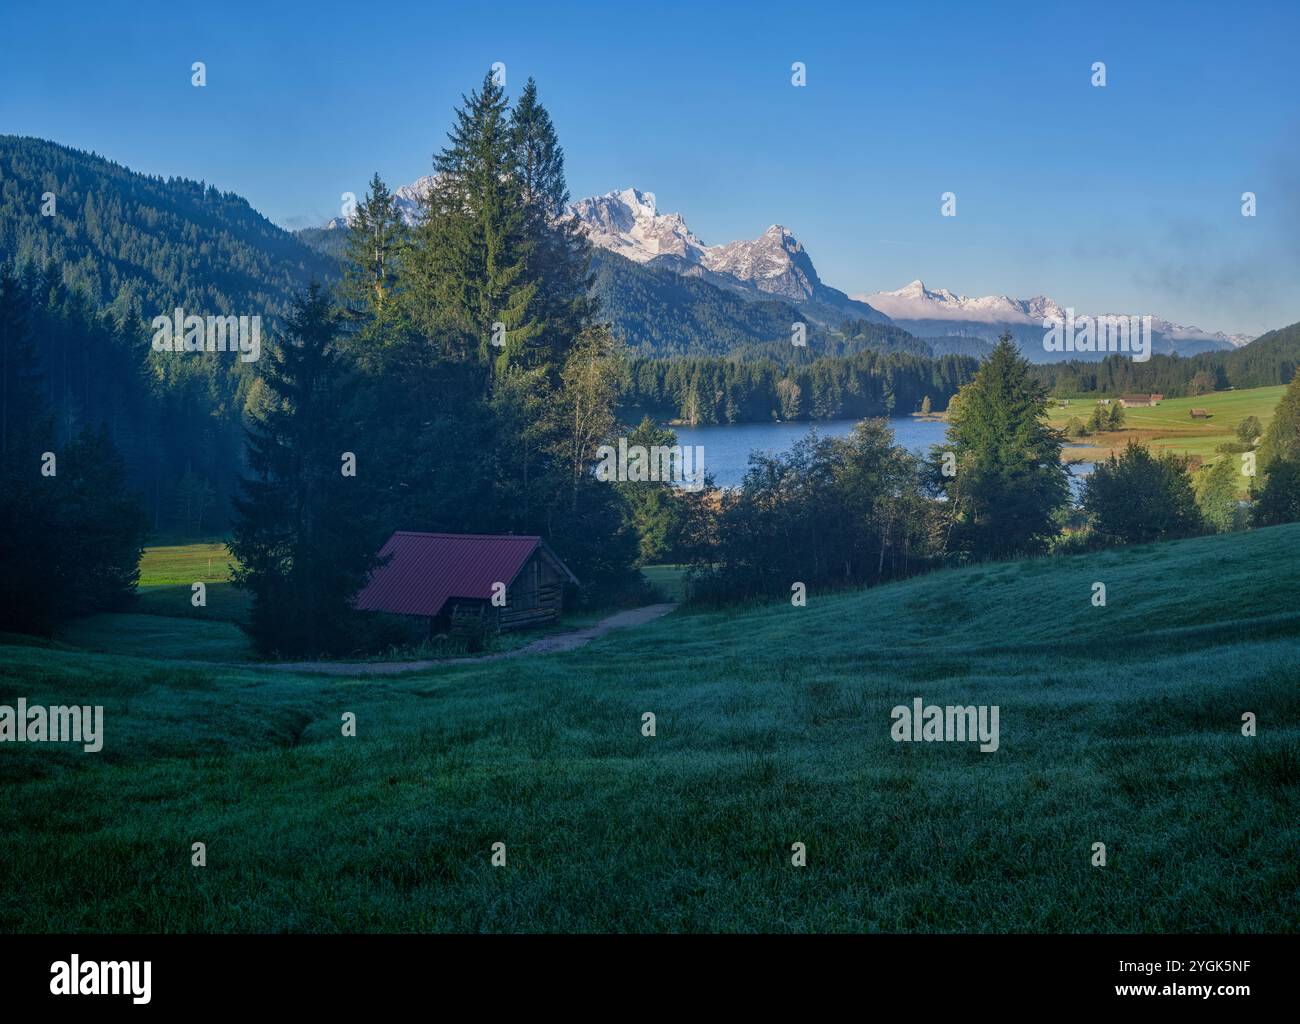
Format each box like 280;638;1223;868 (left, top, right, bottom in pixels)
0;266;60;633
1107;402;1126;430
1259;369;1300;467
510;78;594;377
615;417;684;564
935;336;1069;558
230;285;384;656
404;71;540;377
340;173;407;363
51;425;148;617
1251;369;1300;527
0;266;146;633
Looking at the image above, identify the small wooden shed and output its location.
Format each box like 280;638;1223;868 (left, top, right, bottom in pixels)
353;532;578;634
1189;408;1210;419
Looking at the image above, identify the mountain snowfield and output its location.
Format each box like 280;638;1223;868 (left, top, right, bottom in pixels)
569;187;830;307
319;178;1253;354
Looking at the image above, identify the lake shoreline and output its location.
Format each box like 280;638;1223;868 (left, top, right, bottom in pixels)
664;414;1093;491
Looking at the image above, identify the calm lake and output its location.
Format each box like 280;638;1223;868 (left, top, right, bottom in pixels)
669;416;1093;495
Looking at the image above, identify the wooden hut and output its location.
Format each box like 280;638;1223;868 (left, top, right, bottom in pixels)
354;532;577;634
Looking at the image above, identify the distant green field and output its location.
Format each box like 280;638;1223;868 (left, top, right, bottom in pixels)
1050;385;1285;468
139;543;235;584
4;525;1297;932
133;542;250;624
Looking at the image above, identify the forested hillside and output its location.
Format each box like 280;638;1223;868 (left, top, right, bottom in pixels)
590;249;927;362
1030;321;1300;397
0;138;348;539
0;136;338;323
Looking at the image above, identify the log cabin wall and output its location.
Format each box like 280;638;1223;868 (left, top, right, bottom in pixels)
499;550;566;630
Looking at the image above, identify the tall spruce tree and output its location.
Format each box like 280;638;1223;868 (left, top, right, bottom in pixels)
340;173;407;360
230;285;383;657
934;335;1070;558
404;71;540;378
51;424;148;618
510;77;594;377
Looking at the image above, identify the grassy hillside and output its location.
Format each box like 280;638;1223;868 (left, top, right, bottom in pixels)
2;526;1297;932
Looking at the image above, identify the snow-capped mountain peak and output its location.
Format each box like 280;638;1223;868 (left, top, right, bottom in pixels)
567;189;829;304
568;187;707;264
392;175;436;222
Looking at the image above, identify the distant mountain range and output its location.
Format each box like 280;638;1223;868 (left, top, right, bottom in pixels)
11;133;1245;367
856;279;1254;359
562;188;1256;361
563;188;1255;361
308;176;1259;362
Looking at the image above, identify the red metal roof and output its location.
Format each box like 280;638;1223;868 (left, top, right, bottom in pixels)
353;532;573;618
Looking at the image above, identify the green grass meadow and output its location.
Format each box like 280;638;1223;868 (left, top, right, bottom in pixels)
2;526;1298;932
1051;385;1286;472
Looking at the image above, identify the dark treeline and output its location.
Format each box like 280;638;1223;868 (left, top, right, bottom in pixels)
623;350;978;424
0;260;246;540
0;263;250;536
0;265;148;633
622;320;1300;428
1027;322;1300;397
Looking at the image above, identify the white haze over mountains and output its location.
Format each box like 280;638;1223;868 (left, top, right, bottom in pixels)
322;179;1255;353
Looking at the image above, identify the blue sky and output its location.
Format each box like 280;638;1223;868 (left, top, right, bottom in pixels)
3;0;1297;335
